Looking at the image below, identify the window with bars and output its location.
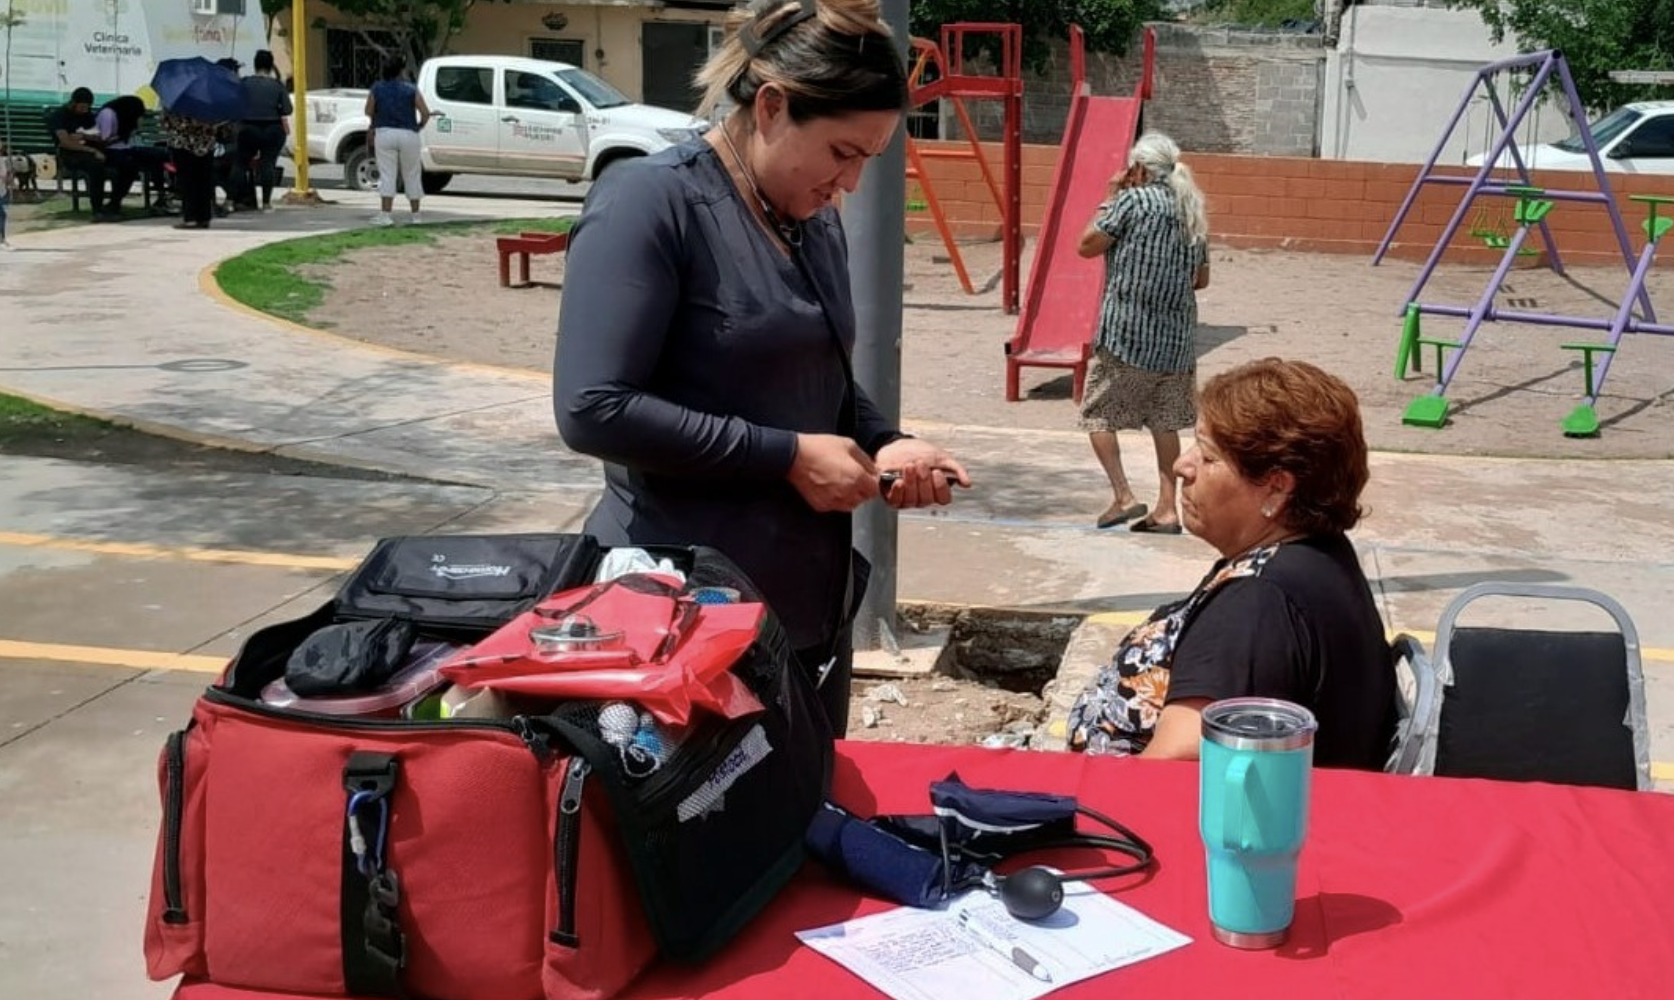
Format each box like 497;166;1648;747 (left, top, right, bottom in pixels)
324;28;399;89
529;38;585;67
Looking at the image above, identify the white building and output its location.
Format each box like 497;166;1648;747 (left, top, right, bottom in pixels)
1320;1;1573;165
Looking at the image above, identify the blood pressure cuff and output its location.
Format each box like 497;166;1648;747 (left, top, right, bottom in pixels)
805;801;986;909
807;774;1088;909
876;774;1081;861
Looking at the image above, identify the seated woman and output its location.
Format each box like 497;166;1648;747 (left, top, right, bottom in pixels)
1067;358;1395;770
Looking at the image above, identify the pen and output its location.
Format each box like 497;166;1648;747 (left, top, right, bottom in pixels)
957;910;1053;984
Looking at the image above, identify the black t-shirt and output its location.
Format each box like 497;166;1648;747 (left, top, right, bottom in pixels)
48;105;94;147
1167;534;1396;770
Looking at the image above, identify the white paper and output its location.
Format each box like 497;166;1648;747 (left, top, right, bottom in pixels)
795;884;1191;1000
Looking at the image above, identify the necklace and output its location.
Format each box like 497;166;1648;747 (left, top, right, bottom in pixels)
717;123;803;249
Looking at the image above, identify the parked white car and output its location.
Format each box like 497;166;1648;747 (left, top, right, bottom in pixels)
1467;101;1674;174
297;55;706;192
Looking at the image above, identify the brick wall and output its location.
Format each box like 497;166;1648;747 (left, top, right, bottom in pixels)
1192;155;1674;266
906;143;1674;267
905;141;1058;240
950;25;1324;155
957;35;1148;146
1147;24;1323;157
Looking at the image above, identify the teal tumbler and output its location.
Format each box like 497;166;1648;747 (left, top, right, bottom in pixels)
1198;698;1318;948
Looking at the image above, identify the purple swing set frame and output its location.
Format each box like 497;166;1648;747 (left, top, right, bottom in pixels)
1372;50;1672;435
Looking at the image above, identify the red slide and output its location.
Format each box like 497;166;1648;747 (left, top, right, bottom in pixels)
1005;29;1152;402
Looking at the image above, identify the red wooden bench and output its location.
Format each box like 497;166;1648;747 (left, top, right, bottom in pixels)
496;230;570;288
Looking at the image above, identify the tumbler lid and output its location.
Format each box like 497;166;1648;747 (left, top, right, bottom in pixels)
1201;698;1318;752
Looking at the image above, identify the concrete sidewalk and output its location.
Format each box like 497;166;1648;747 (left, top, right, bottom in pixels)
5;195;1674;607
4;188;1674;1000
4;190;1673;726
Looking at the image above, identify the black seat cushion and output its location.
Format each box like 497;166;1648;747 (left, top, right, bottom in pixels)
1436;627;1637;790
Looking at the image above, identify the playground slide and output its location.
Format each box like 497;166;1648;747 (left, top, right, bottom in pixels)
1005;94;1144;400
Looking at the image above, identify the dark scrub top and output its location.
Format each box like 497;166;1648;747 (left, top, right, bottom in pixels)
554;140;899;651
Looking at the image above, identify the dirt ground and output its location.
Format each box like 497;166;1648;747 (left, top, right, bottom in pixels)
842;675;1048;747
289;224;1674;744
307;230;1674;460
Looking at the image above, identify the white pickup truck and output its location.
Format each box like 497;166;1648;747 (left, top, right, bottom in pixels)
299;54;706;193
1467;100;1674;174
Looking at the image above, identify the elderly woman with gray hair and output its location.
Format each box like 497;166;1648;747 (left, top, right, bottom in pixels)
1076;131;1210;534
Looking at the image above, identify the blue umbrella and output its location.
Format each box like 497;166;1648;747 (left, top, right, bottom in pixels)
150;57;244;121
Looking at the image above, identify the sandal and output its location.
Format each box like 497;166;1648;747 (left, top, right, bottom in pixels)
1096;502;1147;529
1129;515;1183;535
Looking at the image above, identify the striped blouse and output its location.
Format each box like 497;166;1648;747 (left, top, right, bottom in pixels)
1092;181;1208;372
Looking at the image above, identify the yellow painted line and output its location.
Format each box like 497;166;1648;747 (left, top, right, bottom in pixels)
0;531;357;571
9;535;1674;666
0;639;226;673
1084;611;1150;628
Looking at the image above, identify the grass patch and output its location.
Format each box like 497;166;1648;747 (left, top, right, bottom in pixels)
0;392;111;441
215;216;574;324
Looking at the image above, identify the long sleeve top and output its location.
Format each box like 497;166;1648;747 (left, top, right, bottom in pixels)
554;139;898;650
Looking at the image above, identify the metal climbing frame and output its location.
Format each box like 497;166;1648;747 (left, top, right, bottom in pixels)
904;36;1005;297
1374;50;1673;436
908;22;1024;313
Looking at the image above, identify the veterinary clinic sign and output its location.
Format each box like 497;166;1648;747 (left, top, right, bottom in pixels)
1;0;258;99
85;31;147;58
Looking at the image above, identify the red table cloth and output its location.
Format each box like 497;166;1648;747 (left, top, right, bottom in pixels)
175;740;1674;1000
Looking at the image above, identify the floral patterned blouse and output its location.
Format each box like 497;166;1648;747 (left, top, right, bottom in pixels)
1066;543;1279;755
160;112;231;157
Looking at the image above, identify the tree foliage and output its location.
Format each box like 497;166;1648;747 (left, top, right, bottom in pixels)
326;0;507;72
1448;0;1674;112
261;0;288;39
909;0;1168;71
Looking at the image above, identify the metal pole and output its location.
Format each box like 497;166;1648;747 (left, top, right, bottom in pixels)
1397;55;1556;316
1555;53;1654;321
288;0;313;198
841;0;908;651
1371;63;1480;266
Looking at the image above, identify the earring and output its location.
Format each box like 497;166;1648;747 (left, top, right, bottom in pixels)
1261;505;1274;519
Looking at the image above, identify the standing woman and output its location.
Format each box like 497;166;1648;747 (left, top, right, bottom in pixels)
163;107;231;230
236;50;293;212
364;55;430;226
1076;132;1210;534
555;0;969;734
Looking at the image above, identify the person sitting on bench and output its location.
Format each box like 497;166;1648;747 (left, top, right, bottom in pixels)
49;87;116;220
97;95;171;215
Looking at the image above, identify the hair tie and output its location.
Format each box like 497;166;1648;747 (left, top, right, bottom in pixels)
740;0;818;58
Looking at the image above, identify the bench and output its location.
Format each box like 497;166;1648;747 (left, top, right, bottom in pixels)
496;231;569;288
35;104;166;214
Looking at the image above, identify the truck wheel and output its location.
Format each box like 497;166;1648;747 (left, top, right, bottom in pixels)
421;172;453;195
343;143;379;192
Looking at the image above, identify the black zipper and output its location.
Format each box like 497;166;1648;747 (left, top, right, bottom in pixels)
550;757;590;948
161;727;190;925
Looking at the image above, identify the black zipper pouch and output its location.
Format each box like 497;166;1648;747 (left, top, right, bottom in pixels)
340;533;604;625
224;533;604;694
283;617;420;696
546;553;834;963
